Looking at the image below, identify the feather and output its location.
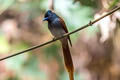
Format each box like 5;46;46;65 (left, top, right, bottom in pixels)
58;17;72;46
61;38;74;80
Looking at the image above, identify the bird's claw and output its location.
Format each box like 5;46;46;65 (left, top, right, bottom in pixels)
89;20;92;25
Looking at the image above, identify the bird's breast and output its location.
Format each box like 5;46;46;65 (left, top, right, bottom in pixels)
48;18;66;37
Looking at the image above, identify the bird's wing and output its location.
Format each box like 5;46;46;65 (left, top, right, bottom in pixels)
58;17;72;46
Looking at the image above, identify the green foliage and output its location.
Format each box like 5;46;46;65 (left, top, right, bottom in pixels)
23;54;47;80
5;42;29;71
109;0;120;9
76;0;98;8
43;43;62;62
0;0;15;14
0;35;10;53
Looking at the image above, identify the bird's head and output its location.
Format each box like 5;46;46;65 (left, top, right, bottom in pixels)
43;10;57;22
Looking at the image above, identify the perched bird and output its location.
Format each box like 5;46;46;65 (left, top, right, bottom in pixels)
43;10;74;80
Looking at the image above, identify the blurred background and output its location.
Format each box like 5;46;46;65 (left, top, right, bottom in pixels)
0;0;120;80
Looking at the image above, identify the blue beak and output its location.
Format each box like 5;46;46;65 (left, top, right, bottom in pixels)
43;17;48;21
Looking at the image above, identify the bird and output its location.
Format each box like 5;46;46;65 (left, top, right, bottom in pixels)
43;10;74;80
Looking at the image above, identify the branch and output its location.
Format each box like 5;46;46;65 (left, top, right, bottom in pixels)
49;0;54;10
0;6;120;61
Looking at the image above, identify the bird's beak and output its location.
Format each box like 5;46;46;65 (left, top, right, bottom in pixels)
43;17;48;21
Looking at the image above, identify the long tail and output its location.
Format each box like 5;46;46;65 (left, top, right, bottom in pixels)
60;38;74;80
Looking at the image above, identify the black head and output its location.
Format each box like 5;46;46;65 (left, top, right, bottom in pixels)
43;10;57;22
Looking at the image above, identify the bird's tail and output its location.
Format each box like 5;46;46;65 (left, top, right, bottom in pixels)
60;38;74;80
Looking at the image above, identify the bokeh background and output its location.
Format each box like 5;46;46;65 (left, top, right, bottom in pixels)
0;0;120;80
